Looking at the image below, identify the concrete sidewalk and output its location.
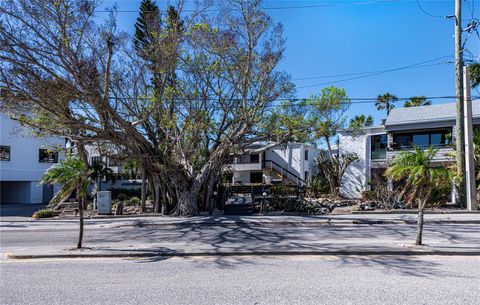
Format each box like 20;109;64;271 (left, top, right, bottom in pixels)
8;212;479;227
3;221;480;259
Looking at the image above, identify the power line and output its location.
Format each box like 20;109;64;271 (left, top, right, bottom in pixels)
92;0;426;13
296;59;452;89
292;55;453;81
415;0;447;18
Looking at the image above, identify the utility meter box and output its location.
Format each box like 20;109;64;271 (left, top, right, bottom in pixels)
97;191;112;215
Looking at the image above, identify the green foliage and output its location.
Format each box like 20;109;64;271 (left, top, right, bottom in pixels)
309;174;330;197
126;196;141;206
348;114;373;129
88;161;115;191
41;156;91;205
404;96;431;108
32;209;58;219
123;160;139;179
385;147;452;207
270;198;319;214
110;188;142;200
470;63;480;89
264;86;350;145
375;92;397;115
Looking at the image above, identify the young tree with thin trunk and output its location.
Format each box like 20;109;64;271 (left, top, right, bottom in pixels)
385;147;452;245
41;156;91;248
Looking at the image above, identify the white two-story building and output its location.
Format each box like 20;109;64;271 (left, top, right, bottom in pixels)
0;113;65;204
223;142;321;186
339;100;480;199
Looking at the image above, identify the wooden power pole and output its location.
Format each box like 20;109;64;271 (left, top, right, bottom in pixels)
454;0;466;207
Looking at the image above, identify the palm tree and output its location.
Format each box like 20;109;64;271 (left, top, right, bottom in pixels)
348;114;374;128
404;96;431;108
470;63;480;89
41;156;91;248
385;147;452;245
89;161;115;192
375;92;397;116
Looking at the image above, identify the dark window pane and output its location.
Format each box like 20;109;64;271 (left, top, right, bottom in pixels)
412;134;429;147
39;149;58;163
0;146;11;161
250;172;263;183
430;133;443;146
394;135;412;149
304;150;309;161
250;154;259;163
371;135;387;159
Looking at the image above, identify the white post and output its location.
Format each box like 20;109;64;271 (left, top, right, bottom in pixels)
463;65;476;211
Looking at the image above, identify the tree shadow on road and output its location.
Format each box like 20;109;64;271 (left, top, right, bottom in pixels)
336;255;476;278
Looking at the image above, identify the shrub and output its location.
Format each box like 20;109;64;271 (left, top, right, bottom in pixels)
32;209;58;219
126;196;141;206
109;188;143;200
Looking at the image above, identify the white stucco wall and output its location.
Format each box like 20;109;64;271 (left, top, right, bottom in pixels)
0;113;65;204
338;132;369;199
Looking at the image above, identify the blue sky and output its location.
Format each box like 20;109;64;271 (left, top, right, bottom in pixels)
99;0;479;126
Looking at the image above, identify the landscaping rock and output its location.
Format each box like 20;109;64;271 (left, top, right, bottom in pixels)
330;204;361;214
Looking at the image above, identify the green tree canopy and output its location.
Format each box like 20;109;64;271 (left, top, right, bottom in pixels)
348;114;373;128
404;96;431;108
375;92;397;116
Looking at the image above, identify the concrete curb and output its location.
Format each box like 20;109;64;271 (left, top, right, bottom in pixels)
6;249;480;260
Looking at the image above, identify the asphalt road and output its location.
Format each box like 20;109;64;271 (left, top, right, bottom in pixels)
1;255;479;305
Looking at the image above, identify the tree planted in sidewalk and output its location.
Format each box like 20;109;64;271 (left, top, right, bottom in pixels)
41;156;91;248
385;147;452;245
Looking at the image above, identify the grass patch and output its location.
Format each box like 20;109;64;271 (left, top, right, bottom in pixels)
32;208;58;219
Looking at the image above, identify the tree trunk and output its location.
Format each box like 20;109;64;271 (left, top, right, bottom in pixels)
173;189;198;216
77;192;84;249
140;166;146;212
415;199;425;246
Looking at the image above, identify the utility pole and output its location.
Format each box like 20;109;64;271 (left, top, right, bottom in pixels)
454;0;466;207
463;65;476;211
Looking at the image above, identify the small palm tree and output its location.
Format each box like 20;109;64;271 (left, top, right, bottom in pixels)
89;161;115;192
348;114;374;128
375;92;397;116
404;96;431;108
41;156;91;248
385;147;452;245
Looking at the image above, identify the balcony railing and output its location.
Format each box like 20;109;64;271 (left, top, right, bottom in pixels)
387;145;454;162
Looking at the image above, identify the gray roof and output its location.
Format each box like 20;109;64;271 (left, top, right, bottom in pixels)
385;99;480;131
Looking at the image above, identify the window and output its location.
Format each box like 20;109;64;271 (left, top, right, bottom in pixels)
250;171;263;183
371;134;387;160
0;146;11;161
250;153;259;163
392;129;450;149
90;156;102;165
304;150;309;161
39;149;58;163
412;134;429;147
304;171;309;181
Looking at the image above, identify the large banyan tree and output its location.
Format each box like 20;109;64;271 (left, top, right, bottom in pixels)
0;0;342;215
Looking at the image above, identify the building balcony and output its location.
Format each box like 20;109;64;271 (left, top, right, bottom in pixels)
386;145;455;163
222;162;262;172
